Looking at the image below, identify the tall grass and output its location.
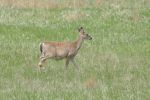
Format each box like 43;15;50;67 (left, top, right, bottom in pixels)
0;0;150;100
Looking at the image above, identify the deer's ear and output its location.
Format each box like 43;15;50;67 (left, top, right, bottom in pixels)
80;27;83;29
78;27;83;32
78;28;81;32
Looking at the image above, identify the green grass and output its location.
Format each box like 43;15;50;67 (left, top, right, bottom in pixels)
0;0;150;100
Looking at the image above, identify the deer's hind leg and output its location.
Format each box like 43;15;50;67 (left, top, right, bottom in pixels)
38;56;50;68
38;51;46;67
38;57;46;67
38;52;54;68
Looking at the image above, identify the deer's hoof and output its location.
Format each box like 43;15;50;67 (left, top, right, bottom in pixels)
38;63;42;67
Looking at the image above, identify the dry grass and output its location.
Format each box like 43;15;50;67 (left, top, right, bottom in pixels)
62;11;89;22
0;0;59;9
83;77;96;89
0;0;104;9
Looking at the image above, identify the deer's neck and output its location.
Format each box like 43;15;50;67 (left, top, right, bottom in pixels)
75;36;84;51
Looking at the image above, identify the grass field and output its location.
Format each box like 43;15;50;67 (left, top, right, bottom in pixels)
0;0;150;100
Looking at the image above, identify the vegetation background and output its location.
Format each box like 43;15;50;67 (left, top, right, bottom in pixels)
0;0;149;100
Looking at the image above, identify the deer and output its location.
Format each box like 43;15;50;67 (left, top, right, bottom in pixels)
38;27;92;72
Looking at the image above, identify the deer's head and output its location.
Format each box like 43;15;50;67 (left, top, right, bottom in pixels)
78;27;92;40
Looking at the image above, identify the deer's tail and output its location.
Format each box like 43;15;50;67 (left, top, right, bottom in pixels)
39;43;43;54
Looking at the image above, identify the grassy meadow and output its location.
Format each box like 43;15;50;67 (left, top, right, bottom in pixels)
0;0;150;100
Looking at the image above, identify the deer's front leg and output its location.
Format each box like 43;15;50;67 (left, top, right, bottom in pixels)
65;59;70;69
71;59;79;70
71;59;81;79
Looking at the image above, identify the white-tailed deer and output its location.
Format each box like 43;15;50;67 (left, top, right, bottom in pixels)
38;27;92;71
